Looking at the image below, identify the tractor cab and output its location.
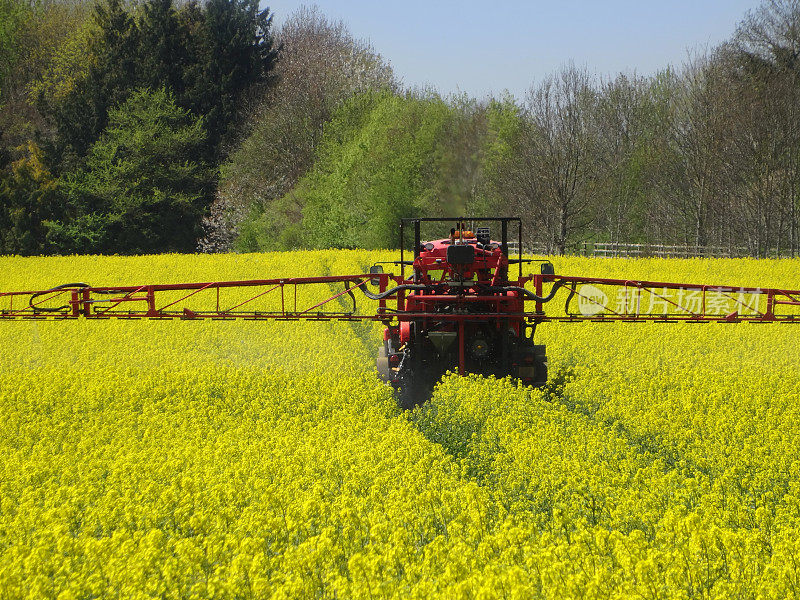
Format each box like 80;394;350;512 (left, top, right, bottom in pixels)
414;229;507;287
400;219;517;290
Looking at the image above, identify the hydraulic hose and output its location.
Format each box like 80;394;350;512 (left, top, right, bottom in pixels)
349;279;567;303
347;280;433;301
343;284;358;314
488;279;566;303
564;282;578;315
29;283;91;313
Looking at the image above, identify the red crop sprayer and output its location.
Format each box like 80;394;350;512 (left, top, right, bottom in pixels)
3;217;800;408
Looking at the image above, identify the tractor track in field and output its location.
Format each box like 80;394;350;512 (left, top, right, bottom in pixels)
411;367;719;533
536;364;795;537
542;365;705;477
320;259;438;408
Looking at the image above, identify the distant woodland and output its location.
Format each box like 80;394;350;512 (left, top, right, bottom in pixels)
1;0;799;256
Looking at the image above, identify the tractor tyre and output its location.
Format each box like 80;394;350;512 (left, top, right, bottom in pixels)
376;345;391;383
396;366;434;410
533;358;548;387
397;371;420;411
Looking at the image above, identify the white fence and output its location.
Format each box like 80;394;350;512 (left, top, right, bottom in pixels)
510;240;789;258
581;242;748;259
507;241;550;255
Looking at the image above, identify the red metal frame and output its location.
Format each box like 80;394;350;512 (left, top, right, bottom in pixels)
0;275;393;321
3;273;800;323
3;266;799;386
534;275;800;323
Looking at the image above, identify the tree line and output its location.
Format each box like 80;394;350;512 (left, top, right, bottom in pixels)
2;0;799;256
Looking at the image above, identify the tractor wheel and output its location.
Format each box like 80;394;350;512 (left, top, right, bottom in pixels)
533;358;548;387
396;366;434;410
376;345;392;383
397;370;420;410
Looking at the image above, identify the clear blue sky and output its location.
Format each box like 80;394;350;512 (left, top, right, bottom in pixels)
264;0;761;99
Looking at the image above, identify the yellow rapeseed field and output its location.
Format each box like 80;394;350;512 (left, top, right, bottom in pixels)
1;251;799;599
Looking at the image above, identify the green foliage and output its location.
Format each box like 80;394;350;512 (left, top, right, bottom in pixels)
0;0;30;101
196;0;278;155
298;90;442;249
237;90;484;251
0;142;64;254
50;88;213;254
210;7;397;251
481;95;526;214
92;87;212;253
429;93;491;217
47;0;277;169
0;0;94;172
137;0;182;94
3;1;800;257
91;0;139;112
49;0;138;163
0;0;279;255
26;10;94;108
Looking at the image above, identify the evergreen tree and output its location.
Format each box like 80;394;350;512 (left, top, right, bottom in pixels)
93;0;139;111
44;87;214;254
196;0;279;155
77;88;213;253
137;0;183;94
50;0;139;165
